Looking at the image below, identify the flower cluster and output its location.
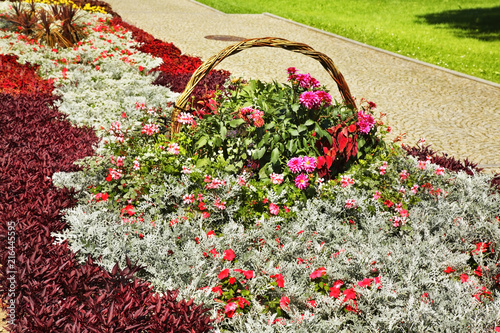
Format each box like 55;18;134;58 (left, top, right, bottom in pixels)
287;156;317;173
357;110;375;134
299;90;332;110
239;106;264;127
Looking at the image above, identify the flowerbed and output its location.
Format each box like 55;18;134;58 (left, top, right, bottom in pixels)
1;1;500;332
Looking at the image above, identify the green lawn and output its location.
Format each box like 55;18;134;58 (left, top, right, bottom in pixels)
197;0;500;84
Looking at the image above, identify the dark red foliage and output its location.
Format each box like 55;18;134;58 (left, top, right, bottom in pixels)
403;143;500;191
0;57;213;331
0;54;54;95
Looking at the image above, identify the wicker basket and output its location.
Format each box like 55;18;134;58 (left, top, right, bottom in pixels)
170;37;356;136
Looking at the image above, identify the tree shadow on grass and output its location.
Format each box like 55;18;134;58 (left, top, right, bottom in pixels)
418;6;500;41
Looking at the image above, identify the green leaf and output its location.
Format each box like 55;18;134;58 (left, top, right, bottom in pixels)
229;118;246;127
253;147;266;160
219;124;227;138
289;129;299;136
195;136;208;149
304;119;315;126
270;147;280;164
298;124;307;133
265;122;276;130
196;158;210;168
213;136;222;147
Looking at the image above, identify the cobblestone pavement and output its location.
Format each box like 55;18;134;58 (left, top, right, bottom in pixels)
106;0;500;173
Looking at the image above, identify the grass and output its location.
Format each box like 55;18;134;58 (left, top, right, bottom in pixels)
196;0;500;84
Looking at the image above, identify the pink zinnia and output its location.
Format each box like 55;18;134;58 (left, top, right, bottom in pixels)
299;90;321;109
287;157;304;173
269;203;280;215
316;90;332;107
294;174;309;190
302;156;317;173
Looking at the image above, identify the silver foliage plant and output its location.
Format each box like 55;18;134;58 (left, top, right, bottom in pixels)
54;154;500;332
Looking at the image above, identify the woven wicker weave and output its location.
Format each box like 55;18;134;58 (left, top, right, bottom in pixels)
170;37;356;136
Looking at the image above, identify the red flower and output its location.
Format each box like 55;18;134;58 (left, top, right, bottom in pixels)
270;273;285;288
383;200;393;208
206;230;215;238
139;233;144;239
218;269;230;280
348;123;357;133
228;277;236;284
342;288;357;301
237;297;250;308
329;279;343;298
444;266;455;274
211;286;223;296
120;205;135;216
223;249;235;261
474;266;482;277
243;270;254;279
306;299;317;308
280;296;290;310
357;278;373;288
138;66;144;72
224;302;237;318
198;202;207;210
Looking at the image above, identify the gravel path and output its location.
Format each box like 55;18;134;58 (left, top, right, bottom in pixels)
105;0;500;173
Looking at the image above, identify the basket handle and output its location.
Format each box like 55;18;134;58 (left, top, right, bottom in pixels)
171;37;356;136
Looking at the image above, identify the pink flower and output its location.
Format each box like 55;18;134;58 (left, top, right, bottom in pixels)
316;90;332;107
357;111;375;134
167;143;180;155
436;166;445;175
270;173;284;185
302;156;317;173
379;161;388;175
345;199;357;209
238;175;246;186
224;302;237;318
373;191;381;200
214;198;226;210
108;168;123;180
223;249;235;261
280;296;290;310
410;184;419;194
294;174;309;190
182;194;195;204
340;175;355;187
182;166;192;174
287;157;304;173
295;73;320;89
400;170;409;181
299;90;321;109
460;274;469;283
177;112;195;125
417;160;427;170
310;267;327;279
141;123;159;136
269;203;280;215
202;212;210;219
133;158;140;170
392;216;401;227
218;269;230;280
